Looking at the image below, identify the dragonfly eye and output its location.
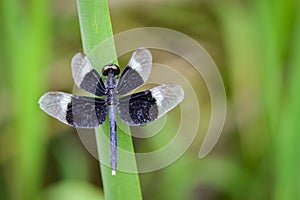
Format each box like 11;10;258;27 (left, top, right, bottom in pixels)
102;64;120;76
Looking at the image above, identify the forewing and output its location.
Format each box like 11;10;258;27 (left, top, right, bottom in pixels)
39;92;107;128
117;48;152;95
118;83;184;126
71;53;106;96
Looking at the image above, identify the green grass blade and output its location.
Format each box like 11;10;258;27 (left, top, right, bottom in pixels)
253;1;299;199
76;0;115;55
254;0;283;133
1;0;50;199
76;0;142;199
274;5;300;199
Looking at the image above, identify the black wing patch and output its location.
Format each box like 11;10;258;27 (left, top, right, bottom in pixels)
118;83;184;126
39;92;107;128
71;53;106;96
117;48;152;95
118;90;158;126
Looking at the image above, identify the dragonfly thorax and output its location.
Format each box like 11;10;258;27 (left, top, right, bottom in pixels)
105;72;118;106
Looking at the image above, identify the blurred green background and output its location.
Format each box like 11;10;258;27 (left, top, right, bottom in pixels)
1;0;300;200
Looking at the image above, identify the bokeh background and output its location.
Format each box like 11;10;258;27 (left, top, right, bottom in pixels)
1;0;300;200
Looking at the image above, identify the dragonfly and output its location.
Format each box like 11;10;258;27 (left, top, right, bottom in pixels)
39;48;184;175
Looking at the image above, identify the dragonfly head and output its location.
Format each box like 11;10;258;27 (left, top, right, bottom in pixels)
102;64;120;77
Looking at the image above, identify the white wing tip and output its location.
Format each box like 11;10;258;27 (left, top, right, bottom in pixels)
133;47;152;59
38;92;53;108
174;84;184;101
72;52;86;59
164;83;185;102
38;93;46;105
136;47;150;52
71;52;86;67
150;83;184;119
